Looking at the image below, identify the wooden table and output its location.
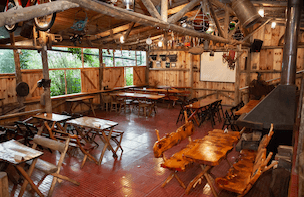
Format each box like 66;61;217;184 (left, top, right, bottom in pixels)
66;95;96;117
183;130;240;196
111;92;165;116
235;100;260;115
66;117;119;165
0;140;44;197
185;98;220;126
33;113;72;139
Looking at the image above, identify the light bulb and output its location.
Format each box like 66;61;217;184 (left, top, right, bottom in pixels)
146;38;152;45
120;35;124;43
258;8;264;17
158;41;163;47
271;21;276;29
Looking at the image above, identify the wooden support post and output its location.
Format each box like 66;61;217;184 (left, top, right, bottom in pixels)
189;53;194;98
10;32;25;107
224;10;229;39
244;49;251;103
234;44;241;105
161;0;168;22
0;172;9;197
146;51;150;85
40;34;52;113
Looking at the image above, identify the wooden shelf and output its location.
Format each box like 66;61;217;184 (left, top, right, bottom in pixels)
149;68;190;71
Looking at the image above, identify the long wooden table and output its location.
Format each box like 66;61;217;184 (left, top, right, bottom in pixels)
66;117;119;165
183;130;241;196
66;95;96;117
185;98;220;126
0;140;44;197
235;100;260;115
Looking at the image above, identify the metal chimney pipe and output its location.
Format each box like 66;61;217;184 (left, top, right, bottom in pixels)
281;0;303;85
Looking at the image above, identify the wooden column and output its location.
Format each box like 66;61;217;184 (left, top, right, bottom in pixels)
145;51;150;85
161;0;168;22
99;48;104;90
41;42;52;113
224;10;229;39
244;49;251;102
234;44;241;105
10;32;24;107
189;53;194;98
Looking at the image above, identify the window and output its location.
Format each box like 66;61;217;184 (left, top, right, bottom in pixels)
83;49;99;68
136;51;146;66
0;49;15;73
19;50;42;70
48;47;82;96
125;67;133;86
114;50;136;67
102;49;114;67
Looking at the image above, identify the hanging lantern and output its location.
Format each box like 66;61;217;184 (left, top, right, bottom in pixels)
192;1;212;33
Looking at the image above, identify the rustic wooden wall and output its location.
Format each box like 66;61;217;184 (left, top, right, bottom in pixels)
148;51;190;87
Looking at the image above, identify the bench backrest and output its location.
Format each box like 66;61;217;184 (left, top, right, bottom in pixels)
153;121;194;158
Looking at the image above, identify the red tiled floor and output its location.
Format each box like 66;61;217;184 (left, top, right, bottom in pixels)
8;104;240;197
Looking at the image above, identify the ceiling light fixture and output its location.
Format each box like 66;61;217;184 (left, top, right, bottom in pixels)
158;41;163;47
271;21;276;29
258;6;264;17
123;0;134;11
120;35;124;43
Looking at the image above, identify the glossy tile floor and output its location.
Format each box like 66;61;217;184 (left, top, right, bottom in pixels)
8;104;250;197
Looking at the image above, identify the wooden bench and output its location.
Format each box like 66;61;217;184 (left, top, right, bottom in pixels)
215;124;277;196
153;113;195;189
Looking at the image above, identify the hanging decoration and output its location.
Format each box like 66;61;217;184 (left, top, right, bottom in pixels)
192;0;213;33
222;50;236;69
71;9;88;32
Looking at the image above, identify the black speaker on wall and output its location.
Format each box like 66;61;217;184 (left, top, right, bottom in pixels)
251;39;263;52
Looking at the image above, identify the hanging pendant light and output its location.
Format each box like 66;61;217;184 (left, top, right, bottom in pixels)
123;0;134;11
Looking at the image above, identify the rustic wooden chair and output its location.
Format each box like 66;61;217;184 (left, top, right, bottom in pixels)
23;135;79;197
153;112;195;188
14;121;38;146
101;94;112;112
222;110;240;131
215;148;278;196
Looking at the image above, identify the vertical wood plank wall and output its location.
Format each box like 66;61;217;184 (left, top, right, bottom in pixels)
149;24;304;106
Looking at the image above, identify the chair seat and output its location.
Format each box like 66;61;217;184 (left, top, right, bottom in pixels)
27;159;57;174
216;175;250;194
160;147;194;171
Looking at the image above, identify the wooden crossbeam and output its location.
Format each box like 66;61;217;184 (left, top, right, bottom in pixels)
208;0;225;38
167;0;201;24
141;0;162;20
0;1;79;27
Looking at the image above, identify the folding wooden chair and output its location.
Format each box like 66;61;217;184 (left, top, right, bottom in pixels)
21;135;80;197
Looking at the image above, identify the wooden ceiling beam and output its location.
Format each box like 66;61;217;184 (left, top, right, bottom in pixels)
210;0;235;16
208;0;225;38
141;0;162;20
65;0;245;45
0;1;79;27
124;22;135;42
167;0;201;24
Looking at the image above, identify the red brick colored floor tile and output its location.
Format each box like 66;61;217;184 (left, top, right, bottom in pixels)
8;104;241;197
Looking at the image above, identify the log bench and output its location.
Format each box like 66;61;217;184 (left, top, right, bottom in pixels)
215;124;277;196
153;113;195;188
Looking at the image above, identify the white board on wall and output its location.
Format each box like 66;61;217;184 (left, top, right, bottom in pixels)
200;52;236;83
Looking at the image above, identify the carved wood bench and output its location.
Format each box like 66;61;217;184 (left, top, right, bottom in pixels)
153;113;195;189
215;124;277;196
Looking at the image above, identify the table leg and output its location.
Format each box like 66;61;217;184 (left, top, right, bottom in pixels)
187;109;199;125
89;98;96;117
44;121;56;140
98;127;118;165
185;165;211;194
17;158;43;197
204;172;218;197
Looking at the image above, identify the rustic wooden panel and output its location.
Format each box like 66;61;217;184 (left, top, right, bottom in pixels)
103;67;124;89
81;68;99;92
133;66;146;85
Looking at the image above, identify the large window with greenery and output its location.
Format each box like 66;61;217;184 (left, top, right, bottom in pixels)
101;49;146;67
0;49;43;73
